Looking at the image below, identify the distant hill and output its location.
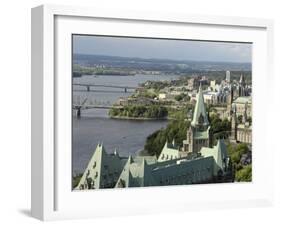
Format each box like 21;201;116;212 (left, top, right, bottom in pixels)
73;54;252;72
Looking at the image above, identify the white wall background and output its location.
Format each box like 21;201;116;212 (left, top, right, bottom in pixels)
0;0;280;225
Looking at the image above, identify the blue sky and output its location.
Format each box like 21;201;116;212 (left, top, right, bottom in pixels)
73;35;252;63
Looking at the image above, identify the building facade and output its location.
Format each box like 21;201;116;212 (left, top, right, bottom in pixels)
230;102;252;144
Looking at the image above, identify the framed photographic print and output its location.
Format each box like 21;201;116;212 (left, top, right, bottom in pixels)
31;4;274;221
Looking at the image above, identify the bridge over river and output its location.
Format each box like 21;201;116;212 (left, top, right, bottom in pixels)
73;83;138;93
72;95;125;117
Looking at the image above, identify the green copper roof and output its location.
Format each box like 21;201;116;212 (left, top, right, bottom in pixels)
200;139;229;176
158;141;179;162
134;156;157;165
191;84;209;127
76;143;126;190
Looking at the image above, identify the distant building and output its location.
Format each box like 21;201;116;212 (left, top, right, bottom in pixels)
203;91;218;105
187;77;200;91
158;93;168;100
232;96;252;117
236;74;250;97
210;80;216;91
230;101;252;144
226;70;231;83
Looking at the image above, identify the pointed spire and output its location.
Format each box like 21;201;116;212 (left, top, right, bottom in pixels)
127;155;133;164
239;74;245;84
191;83;209;126
114;148;119;156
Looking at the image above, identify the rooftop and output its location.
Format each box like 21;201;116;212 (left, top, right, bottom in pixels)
233;96;252;104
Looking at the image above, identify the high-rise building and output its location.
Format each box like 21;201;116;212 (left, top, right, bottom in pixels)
226;70;231;82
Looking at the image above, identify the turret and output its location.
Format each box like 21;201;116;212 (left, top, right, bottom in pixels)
238;74;247;96
239;74;245;85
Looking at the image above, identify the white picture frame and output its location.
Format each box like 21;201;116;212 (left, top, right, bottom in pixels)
31;4;274;221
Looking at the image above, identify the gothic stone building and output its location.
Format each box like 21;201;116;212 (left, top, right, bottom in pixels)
230;101;252;144
183;85;212;154
76;86;232;190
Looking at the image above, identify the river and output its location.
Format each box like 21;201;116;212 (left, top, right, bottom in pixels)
72;74;180;174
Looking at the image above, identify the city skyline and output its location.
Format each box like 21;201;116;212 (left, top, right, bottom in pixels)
73;35;252;63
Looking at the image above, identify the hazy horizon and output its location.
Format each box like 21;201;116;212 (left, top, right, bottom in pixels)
73;35;252;63
73;52;252;64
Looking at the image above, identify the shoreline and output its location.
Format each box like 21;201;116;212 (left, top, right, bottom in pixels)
109;115;168;121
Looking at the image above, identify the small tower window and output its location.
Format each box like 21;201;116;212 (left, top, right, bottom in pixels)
198;113;204;124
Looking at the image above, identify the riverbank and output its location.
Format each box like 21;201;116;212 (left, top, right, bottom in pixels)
109;105;169;120
109;115;168;121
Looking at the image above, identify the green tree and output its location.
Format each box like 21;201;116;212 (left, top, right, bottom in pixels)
235;164;252;182
144;117;189;156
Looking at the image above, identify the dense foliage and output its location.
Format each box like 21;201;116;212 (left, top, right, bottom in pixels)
72;174;82;189
141;80;170;92
227;143;252;182
143;109;232;157
109;105;168;119
235;164;252;182
144;119;189;157
174;93;189;102
209;114;231;133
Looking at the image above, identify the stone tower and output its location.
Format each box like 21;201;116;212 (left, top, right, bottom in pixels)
230;104;237;141
238;74;247;97
227;84;234;117
184;84;211;154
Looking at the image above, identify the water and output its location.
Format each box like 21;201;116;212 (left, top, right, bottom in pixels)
72;74;180;174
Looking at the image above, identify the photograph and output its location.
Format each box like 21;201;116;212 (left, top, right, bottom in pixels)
71;35;252;190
